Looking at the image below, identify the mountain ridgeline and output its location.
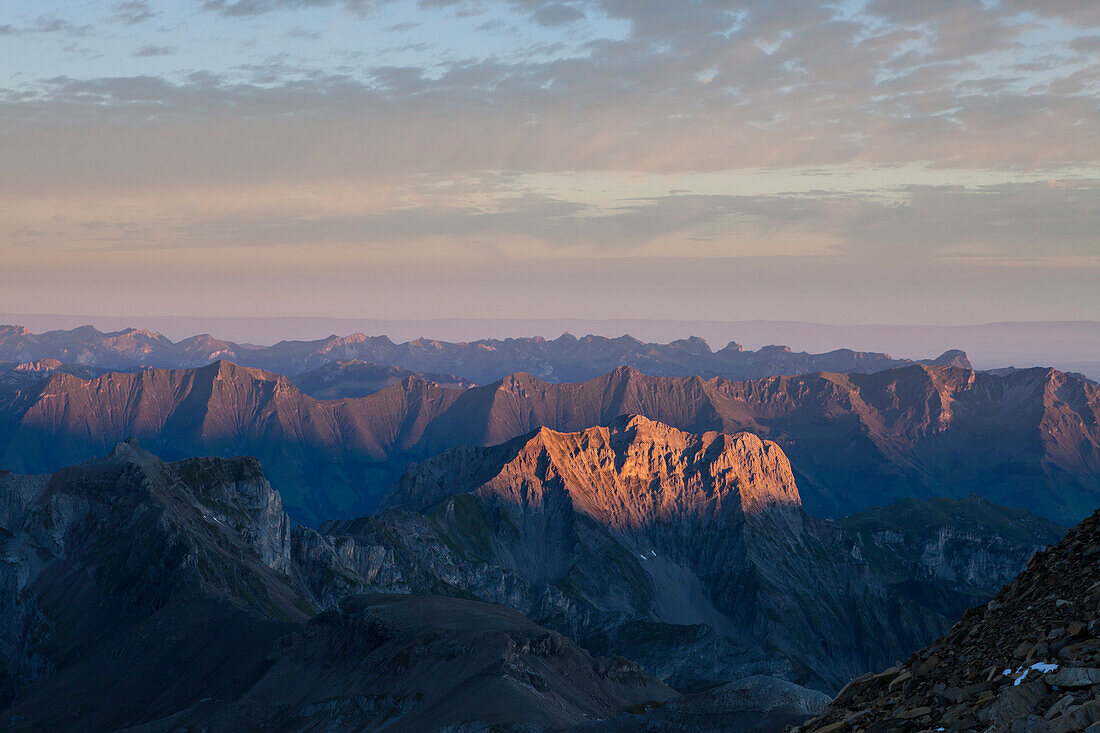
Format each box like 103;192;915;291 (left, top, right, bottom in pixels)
0;324;970;384
0;427;1062;730
0;360;1095;525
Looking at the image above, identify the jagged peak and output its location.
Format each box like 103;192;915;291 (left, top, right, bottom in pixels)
202;359;283;383
607;364;643;380
105;437;160;468
667;335;712;354
518;415;800;513
0;324;32;337
114;327;166;340
605;413;679;438
13;359;63;372
919;348;972;369
494;371;547;392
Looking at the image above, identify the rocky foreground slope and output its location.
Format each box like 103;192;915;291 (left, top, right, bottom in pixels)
0;444;672;731
798;508;1100;732
0;324;969;383
0;360;1094;525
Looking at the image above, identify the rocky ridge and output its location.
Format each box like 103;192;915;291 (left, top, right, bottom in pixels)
0;361;1094;525
0;432;1067;730
796;507;1100;732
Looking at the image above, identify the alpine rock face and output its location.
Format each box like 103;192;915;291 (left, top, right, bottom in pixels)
0;430;1064;730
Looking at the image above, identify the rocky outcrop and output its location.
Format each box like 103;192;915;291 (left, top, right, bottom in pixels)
0;435;1068;730
584;676;832;732
0;441;312;727
0;361;1095;525
797;508;1100;732
0;324;967;383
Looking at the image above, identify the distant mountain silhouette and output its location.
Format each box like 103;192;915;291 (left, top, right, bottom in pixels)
0;324;970;385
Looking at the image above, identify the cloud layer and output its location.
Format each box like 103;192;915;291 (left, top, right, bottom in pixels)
0;0;1097;322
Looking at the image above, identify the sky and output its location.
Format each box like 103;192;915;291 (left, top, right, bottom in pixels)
1;0;1098;325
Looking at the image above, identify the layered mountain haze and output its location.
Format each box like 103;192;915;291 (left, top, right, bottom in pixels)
0;359;108;389
0;360;1095;525
0;325;970;385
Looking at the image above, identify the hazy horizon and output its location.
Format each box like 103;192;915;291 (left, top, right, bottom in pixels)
5;312;1100;379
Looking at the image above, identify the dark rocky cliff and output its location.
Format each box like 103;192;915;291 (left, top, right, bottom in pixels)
798;507;1100;732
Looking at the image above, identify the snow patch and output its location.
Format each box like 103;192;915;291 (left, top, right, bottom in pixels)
1004;661;1059;686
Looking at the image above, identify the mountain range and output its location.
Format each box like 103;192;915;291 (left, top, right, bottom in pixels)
0;424;1062;730
0;360;1095;526
0;324;971;385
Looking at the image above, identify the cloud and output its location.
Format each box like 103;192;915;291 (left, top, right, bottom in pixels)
110;1;156;25
134;44;177;57
200;0;371;16
1001;0;1100;27
0;0;1098;326
531;3;585;26
285;26;323;38
0;14;93;37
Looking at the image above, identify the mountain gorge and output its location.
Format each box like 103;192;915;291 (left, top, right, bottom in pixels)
0;360;1095;525
0;324;970;385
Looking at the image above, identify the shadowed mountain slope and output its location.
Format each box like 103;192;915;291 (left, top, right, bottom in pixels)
0;324;969;383
0;361;1095;525
0;444;673;731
